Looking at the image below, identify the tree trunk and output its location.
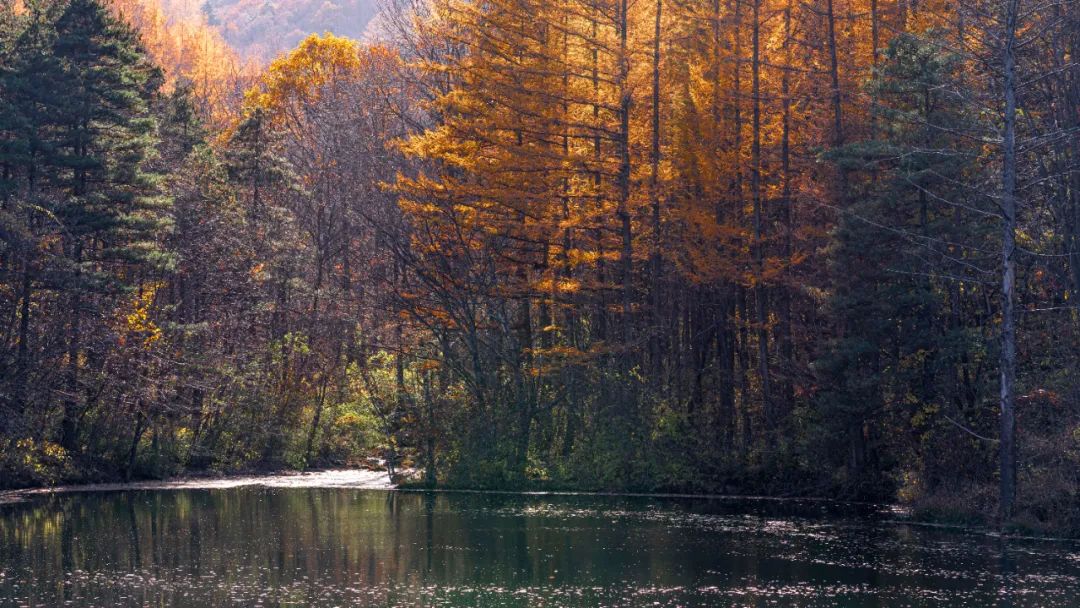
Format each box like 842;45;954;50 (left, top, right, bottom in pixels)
777;0;795;420
126;410;147;482
14;259;32;420
304;375;330;467
998;0;1020;521
649;0;664;375
825;0;844;148
750;0;773;427
61;243;84;452
617;0;634;346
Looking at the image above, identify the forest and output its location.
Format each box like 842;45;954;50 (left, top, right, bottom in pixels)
0;0;1077;535
198;0;380;58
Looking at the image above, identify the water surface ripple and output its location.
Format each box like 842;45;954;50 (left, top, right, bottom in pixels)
1;487;1076;606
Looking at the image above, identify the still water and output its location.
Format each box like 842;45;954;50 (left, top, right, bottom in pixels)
1;488;1078;607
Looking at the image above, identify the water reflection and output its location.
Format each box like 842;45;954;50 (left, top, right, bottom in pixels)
1;489;1077;606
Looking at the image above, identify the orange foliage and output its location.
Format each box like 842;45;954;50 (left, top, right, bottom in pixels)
108;0;257;125
245;34;400;119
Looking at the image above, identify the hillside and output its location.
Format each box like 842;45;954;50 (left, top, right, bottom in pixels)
196;0;380;59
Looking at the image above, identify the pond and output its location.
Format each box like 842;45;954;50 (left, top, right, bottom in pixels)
1;485;1078;607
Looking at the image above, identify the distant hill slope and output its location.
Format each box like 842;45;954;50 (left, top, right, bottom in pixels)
193;0;380;59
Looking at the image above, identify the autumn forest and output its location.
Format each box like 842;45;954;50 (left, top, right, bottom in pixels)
0;0;1077;534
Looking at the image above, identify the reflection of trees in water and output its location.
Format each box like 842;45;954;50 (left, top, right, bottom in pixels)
1;491;1078;606
999;540;1014;608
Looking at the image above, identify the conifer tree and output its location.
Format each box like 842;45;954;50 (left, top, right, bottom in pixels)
49;0;171;450
0;0;171;449
815;33;990;494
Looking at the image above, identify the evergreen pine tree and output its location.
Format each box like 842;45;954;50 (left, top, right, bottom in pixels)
814;33;987;497
0;3;62;426
33;0;171;450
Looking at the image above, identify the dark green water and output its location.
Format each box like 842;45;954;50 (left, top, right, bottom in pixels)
1;489;1078;607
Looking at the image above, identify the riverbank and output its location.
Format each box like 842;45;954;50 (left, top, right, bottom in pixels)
4;470;1077;541
0;468;395;504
